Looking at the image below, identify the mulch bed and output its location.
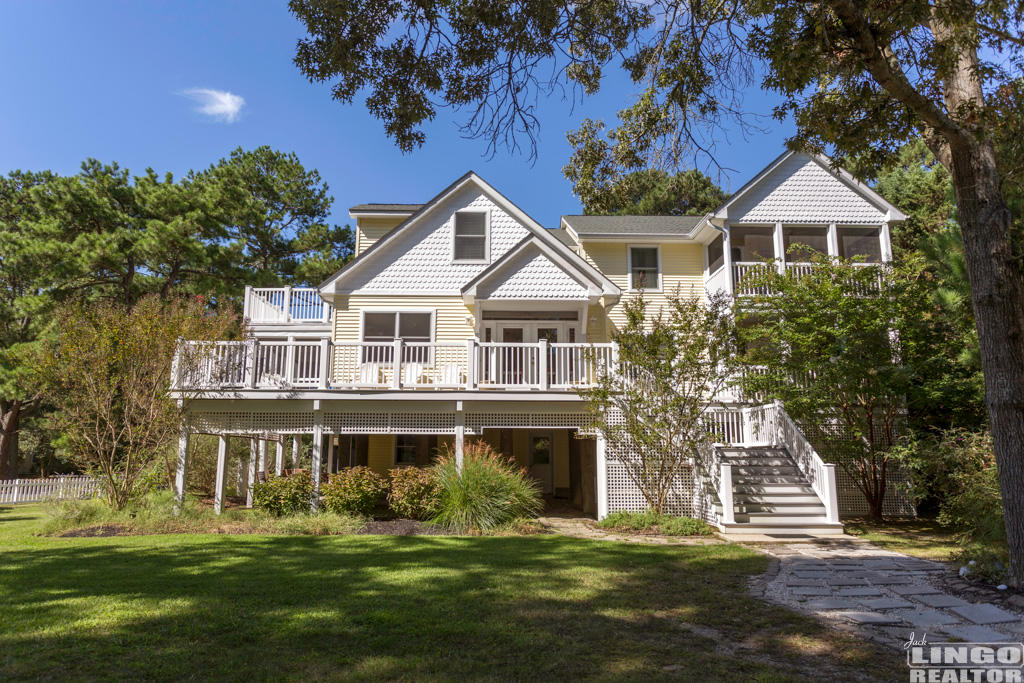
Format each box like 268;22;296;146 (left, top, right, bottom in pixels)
358;519;446;536
59;524;130;538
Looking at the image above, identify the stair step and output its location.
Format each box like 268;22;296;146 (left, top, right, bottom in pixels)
731;465;800;476
733;493;821;505
719;448;788;458
720;522;845;535
733;475;806;484
734;513;831;524
722;458;793;467
734;483;816;495
733;504;826;514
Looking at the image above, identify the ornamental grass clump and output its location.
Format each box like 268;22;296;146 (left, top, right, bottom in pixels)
321;466;388;516
430;441;541;533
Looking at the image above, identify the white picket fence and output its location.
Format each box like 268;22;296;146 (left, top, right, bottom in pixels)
0;475;99;504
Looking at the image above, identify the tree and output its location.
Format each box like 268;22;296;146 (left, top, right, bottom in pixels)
34;296;238;509
581;292;737;515
289;0;1024;586
205;146;353;288
736;254;942;519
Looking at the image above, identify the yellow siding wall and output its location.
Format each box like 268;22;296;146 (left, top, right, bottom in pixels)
367;435;395;474
580;241;705;339
355;217;405;256
332;295;474;344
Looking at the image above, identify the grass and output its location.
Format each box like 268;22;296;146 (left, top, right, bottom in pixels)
597;510;716;536
843;517;961;561
0;504;903;681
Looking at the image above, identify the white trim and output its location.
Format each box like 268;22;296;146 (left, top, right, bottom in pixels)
451;208;491;265
627;244;662;293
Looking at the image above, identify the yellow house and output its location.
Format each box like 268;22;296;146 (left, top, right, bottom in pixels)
173;151;908;533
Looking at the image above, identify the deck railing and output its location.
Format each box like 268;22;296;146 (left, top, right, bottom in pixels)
174;339;619;392
244;286;332;324
732;261;884;297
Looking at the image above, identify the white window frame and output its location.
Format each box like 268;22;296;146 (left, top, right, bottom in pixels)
451;209;490;264
359;308;437;363
627;244;662;292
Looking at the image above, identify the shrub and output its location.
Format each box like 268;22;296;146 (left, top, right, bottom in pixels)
388;467;440;519
252;472;314;516
321;466;388;516
939;465;1005;546
429;441;541;533
597;510;714;536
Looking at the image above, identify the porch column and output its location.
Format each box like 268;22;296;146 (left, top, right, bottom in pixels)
173;422;190;514
246;439;257;508
595;434;608;520
310;413;323;511
275;438;284;476
258;439;268;475
214;435;229;515
773;222;785;273
291;435;301;467
454;403;465;472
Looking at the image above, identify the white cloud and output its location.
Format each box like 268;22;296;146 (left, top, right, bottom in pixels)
181;88;245;123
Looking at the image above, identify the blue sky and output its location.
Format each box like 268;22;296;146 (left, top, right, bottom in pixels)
0;1;794;228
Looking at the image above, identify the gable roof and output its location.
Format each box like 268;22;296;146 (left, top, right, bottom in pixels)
319;171;615;299
461;235;618;304
711;151;907;223
349;203;423;215
561;215;705;239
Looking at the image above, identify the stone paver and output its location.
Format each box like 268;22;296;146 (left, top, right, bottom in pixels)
751;539;1024;653
949;604;1020;625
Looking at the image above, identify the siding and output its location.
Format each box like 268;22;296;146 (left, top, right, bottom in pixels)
580;241;705;339
367;435;395;474
355;217;404;256
332;295;474;344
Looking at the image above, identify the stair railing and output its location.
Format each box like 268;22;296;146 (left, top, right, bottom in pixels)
771;400;840;523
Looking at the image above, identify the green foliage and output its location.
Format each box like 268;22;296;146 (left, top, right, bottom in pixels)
583;292;737;514
892;429;994;511
940;465;1005;548
951;546;1010;586
321;466;388;516
387;467;440;520
252;472;315;516
270;511;365;536
429;441;541;533
736;254;941;518
597;511;714;536
34;296;238;509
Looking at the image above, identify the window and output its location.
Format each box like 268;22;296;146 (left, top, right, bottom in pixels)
361;311;433;362
707;234;725;273
730;226;775;262
783;226;828;261
453;211;487;261
629;246;660;290
395;435;418;466
839;227;882;262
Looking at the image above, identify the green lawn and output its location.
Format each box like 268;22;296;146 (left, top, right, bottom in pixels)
0;505;902;681
844;517;961;562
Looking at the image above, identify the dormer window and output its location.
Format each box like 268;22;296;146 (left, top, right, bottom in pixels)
453;211;488;262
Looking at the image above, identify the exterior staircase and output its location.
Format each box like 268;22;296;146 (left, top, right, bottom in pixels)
715;447;845;536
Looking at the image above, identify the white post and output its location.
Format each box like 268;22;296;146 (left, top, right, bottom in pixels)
247;339;258;389
824;464;841;524
327;436;336;475
465;338;477;389
285;335;296;386
719;463;735;525
214;435;229;515
244;285;252;319
310;414;323;512
291;435;301;467
595;434;608;520
773;221;785;273
454;412;465;472
392;339;403;389
282;285;292;323
880;222;894;263
722;222;734;295
319;338;331;389
246;439;257;508
827;222;839;258
537;339;548;391
173;424;190;514
258;439;268;476
275;439;284;476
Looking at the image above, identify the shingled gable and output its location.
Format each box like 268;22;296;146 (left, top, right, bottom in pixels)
711;151;908;224
461;234;617;305
317;171;603;300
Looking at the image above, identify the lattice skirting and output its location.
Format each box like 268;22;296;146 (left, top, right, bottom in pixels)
605;460;696;517
465;412;593;434
834;465;915;517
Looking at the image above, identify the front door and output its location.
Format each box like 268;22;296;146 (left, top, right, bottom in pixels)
530;433;554;494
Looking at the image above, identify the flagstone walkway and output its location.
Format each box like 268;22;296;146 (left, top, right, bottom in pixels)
751;540;1024;648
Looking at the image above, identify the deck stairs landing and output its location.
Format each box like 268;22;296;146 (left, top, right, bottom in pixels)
716;447;844;536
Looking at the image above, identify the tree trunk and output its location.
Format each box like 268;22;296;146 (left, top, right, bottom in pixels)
949;143;1024;586
0;401;22;479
